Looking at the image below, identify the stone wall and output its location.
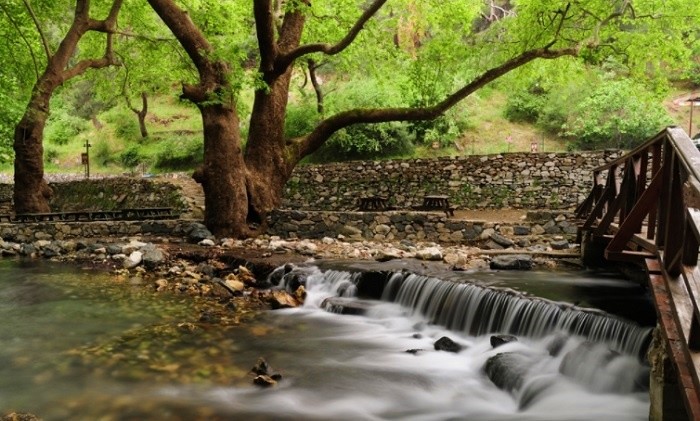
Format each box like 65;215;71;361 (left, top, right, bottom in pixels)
283;151;621;211
0;219;186;243
0;176;187;215
269;209;578;246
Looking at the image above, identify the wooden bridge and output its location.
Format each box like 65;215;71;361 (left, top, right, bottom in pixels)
576;126;700;419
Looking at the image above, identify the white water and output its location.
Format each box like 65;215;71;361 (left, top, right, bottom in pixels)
169;266;650;420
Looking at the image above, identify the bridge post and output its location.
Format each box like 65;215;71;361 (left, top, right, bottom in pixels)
648;328;690;421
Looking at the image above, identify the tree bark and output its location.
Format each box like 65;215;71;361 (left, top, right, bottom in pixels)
136;92;148;138
13;91;53;213
195;104;249;236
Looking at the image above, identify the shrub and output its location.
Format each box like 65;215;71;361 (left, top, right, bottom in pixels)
564;80;673;150
45;112;90;145
120;147;143;172
101;106;141;141
153;136;203;170
285;103;319;138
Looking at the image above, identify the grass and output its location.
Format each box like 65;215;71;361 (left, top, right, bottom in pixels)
0;86;586;176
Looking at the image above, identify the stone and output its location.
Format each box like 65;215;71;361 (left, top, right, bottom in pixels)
490;334;518;348
550;240;570;250
483;352;533;392
513;226;531;236
415;246;443;261
198;239;215;247
123;251;143;269
489;255;533;270
490;233;514;247
434;336;463;353
106;244;123;255
185;222;214;243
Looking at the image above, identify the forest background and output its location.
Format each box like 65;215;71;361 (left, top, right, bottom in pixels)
1;0;698;177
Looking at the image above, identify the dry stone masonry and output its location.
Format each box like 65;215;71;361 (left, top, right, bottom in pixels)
284;150;621;211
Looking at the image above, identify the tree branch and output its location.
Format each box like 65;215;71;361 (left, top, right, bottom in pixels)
292;46;579;159
147;0;215;79
278;0;387;68
21;0;51;59
254;0;278;72
0;3;40;78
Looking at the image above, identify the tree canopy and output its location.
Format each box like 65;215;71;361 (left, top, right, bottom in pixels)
2;0;700;237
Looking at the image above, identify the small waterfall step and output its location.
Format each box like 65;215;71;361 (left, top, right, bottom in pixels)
321;297;379;315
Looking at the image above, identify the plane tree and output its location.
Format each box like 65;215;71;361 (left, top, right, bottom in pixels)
10;0;123;213
11;0;699;238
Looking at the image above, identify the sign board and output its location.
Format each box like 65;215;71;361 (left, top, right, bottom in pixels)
81;153;88;164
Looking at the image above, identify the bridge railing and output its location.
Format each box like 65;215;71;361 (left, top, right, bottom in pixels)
576;126;700;417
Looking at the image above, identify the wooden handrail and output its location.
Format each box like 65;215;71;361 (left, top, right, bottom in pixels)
577;125;700;419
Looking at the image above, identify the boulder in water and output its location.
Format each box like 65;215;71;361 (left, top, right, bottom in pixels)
489;255;533;270
484;352;534;392
490;334;518;348
434;336;463;353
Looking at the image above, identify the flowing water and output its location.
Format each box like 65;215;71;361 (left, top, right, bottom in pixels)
0;259;652;420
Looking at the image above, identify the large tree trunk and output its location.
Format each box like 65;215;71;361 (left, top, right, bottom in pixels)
244;69;296;224
13;94;53;213
194;104;249;237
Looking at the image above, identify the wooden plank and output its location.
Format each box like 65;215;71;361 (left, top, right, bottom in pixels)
606;172;662;254
604;250;655;263
648;271;700;420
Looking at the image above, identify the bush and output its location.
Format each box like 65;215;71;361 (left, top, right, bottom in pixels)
285;103;319;138
309;122;415;162
153;136;203;170
92;140;115;166
310;79;416;161
564;80;673;150
45;112;90;145
101;106;141;140
120;147;143;172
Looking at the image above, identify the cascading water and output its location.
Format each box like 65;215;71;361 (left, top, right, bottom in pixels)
258;265;652;420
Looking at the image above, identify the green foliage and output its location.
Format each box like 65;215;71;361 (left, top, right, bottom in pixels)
311;79;415;161
310;122;415;162
92;140;115;167
102;106;141;141
564;80;673;150
153;137;203;171
45;112;90;145
120;147;143;172
284;103;319;138
503;87;546;124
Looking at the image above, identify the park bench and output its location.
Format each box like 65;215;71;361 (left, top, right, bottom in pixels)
412;195;455;217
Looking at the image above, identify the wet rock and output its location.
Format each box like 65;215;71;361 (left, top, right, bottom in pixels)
253;375;277;388
484;352;534;392
322;297;374;315
141;246;166;269
106;244;123;255
489;255;533;270
405;349;423;355
375;248;402;262
434;336;463;353
252;357;270;375
490;334;518;348
545;334;568;356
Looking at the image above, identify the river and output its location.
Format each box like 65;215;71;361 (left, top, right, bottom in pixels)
0;259;652;420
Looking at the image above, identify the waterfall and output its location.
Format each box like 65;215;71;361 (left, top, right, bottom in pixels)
381;272;652;357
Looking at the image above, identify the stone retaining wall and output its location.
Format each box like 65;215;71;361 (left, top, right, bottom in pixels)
0;220;186;243
283;151;621;211
0;176;186;215
268;209;578;245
